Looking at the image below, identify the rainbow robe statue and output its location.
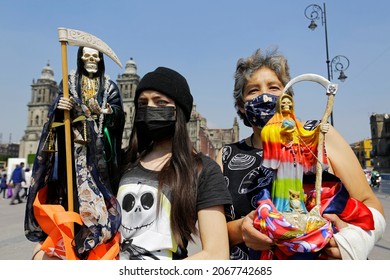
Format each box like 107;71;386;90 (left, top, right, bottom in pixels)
253;94;374;259
260;102;321;213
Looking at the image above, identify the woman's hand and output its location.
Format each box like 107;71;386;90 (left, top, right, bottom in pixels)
241;210;274;251
322;213;348;259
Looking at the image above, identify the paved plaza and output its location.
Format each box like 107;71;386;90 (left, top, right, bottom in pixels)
0;186;389;260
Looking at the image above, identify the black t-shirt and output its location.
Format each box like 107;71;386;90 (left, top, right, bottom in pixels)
196;154;233;211
118;153;232;260
221;139;273;260
222;121;321;260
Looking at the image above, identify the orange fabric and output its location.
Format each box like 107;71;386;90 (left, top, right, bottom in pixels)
33;186;119;260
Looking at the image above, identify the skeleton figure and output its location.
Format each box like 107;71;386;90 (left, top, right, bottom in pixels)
261;93;320;213
25;46;124;259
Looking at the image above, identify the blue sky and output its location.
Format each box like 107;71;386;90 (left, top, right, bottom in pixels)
1;0;390;145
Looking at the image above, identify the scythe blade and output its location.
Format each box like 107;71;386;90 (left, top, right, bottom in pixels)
283;73;338;96
58;27;122;68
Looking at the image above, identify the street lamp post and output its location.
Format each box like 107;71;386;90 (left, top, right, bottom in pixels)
304;3;350;126
330;55;350;82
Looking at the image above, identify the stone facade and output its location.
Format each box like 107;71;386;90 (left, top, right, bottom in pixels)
350;139;372;170
19;60;239;161
19;63;58;164
370;113;390;173
0;143;19;158
116;58;139;147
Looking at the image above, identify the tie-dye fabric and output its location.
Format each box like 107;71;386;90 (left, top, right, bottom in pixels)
253;175;375;259
253;188;332;260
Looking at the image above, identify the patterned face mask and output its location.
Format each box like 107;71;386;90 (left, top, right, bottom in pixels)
244;94;278;129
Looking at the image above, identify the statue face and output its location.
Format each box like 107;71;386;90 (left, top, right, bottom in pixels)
81;47;100;74
281;96;293;113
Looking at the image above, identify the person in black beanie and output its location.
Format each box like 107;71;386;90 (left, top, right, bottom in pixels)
118;66;232;260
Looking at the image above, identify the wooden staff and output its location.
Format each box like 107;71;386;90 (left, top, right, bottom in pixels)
315;92;335;205
59;40;74;225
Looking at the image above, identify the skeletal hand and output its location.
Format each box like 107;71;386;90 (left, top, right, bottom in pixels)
320;123;330;134
101;103;113;114
87;98;113;115
57;97;74;111
88;98;101;115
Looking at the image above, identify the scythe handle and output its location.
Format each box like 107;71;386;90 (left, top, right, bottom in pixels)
315;94;335;205
60;41;74;234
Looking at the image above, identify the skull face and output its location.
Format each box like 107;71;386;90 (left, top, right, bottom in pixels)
281;96;293;114
118;184;157;239
81;47;100;74
117;182;173;258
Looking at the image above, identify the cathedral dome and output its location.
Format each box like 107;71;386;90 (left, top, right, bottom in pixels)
39;63;55;81
124;58;137;75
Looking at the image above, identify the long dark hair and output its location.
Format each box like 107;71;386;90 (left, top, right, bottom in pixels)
121;105;200;247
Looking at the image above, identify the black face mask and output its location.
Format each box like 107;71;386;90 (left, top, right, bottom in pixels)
135;106;176;142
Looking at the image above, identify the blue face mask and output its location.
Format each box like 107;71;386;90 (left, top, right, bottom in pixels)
244;94;278;129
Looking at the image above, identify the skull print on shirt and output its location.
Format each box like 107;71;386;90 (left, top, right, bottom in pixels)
117;180;175;260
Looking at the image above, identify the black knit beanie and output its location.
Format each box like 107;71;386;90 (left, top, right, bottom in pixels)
135;67;193;122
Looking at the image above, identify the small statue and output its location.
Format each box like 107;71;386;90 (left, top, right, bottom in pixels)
253;75;375;260
261;93;323;214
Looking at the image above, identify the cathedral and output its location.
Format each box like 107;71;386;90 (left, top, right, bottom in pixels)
18;59;239;163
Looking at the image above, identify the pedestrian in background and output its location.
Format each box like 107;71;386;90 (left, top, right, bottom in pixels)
9;162;25;205
0;174;7;199
21;167;32;199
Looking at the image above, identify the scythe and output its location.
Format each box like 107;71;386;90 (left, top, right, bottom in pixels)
283;73;338;206
57;27;122;233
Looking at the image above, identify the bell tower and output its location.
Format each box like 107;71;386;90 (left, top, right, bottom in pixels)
19;63;58;162
116;58;139;148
